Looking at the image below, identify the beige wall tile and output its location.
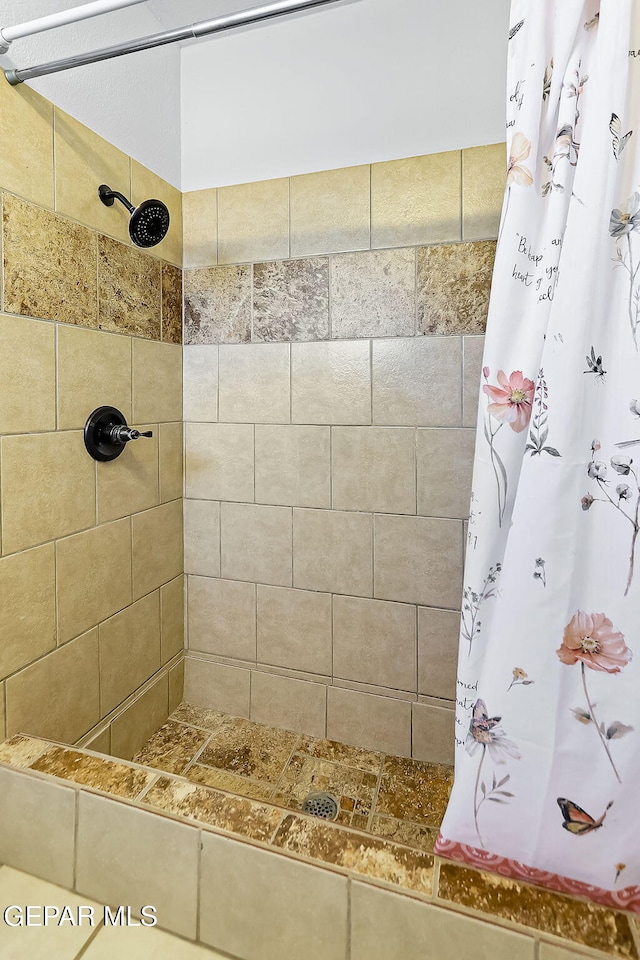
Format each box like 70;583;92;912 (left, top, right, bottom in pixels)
185;422;254;502
218;178;289;264
331;249;416;339
332;426;416;514
159;421;183;502
0;82;54;208
6;629;100;743
251;670;326;739
257;584;332;674
375;515;463;609
255;425;330;508
327;686;411;756
188;576;256;660
97;235;162;339
373;337;462;426
350;881;535;960
169;659;185;713
291;340;371;425
412;701;455;765
161;575;184;664
131;160;183;267
132;500;183;600
417;240;495;336
184;265;251;345
83;924;221;958
183;187;217;268
1;432;95;554
184;656;250;717
418;607;460;701
417;428;475;518
161;262;182;345
219;343;290;423
99;592;161;716
133;339;182;423
0;767;76;888
539;944;593;960
200;832;348;960
97;422;159;523
0;545;56;681
3;194;98;327
253;257;329;343
371;151;462;248
110;674;168;760
221;502;292;587
56;519;132;644
54;107;131;243
293;508;372;597
0;315;55;434
463;143;506;241
76;791;199;938
463;335;485;427
290;164;370;257
57;324;132;430
184;499;220;577
0;684;5;741
333;596;416;691
183;345;218;421
84;726;111;753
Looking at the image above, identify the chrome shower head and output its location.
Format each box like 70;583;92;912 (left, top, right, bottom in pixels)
98;184;170;248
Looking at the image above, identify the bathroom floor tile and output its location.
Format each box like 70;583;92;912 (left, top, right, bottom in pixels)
170;702;227;731
437;863;638;958
0;734;49;768
273;754;378;826
184;763;277;803
132;720;210;775
197;716;300;783
142;775;283;843
375;755;454;827
369;814;440;854
272;813;434;895
31;745;155;799
297;735;384;774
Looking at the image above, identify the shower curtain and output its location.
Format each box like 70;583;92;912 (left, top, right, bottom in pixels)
435;0;640;910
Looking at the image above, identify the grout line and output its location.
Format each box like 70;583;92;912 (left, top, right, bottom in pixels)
73;921;104;959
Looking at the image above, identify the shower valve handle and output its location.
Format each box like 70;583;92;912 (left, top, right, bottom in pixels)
84;406;153;462
106;424;154;444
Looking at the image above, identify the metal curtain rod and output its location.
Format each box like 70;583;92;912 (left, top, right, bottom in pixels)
0;0;149;55
4;0;345;85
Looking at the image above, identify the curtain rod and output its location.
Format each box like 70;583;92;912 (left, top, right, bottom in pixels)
4;0;345;85
0;0;149;55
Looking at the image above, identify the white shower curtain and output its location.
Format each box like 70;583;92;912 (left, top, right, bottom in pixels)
435;0;640;910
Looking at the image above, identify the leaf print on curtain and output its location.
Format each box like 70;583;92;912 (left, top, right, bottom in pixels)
436;0;640;911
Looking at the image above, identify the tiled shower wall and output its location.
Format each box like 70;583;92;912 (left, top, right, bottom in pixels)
182;146;505;762
0;78;184;758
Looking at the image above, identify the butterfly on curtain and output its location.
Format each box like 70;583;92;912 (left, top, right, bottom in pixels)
508;19;524;41
584;13;599;31
557;798;613;835
470;699;502;734
610;114;633;161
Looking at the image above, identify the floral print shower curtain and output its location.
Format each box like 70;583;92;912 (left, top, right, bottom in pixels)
435;0;640;910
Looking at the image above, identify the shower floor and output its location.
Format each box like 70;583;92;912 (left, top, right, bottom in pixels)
131;703;450;853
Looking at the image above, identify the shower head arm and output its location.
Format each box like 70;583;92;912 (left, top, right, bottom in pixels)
98;184;135;214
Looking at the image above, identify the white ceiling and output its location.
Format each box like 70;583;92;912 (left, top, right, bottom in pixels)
0;0;510;191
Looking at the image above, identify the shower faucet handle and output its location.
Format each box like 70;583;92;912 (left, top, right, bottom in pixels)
84;406;153;462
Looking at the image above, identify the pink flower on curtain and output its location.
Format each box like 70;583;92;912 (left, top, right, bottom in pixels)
557;612;633;784
557;611;632;674
507;132;534;186
483;370;535;433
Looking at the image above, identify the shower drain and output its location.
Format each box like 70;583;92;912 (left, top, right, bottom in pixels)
301;792;339;820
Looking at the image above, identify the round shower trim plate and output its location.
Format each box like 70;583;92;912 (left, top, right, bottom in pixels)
301;792;339;821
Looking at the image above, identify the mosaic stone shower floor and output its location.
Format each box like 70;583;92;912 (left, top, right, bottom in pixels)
0;704;638;958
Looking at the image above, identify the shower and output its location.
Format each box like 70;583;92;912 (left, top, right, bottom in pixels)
98;183;170;247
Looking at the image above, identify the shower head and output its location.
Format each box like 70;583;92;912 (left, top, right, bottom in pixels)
98;184;170;248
